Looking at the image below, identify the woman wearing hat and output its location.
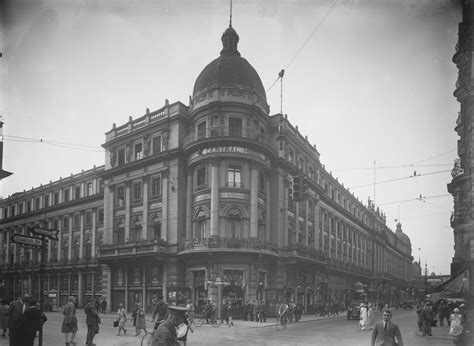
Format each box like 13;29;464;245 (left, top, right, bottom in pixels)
359;303;368;330
117;303;127;336
134;303;147;336
449;307;463;344
61;296;78;346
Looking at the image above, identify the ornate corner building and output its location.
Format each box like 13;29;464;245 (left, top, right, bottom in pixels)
448;0;474;301
0;23;413;316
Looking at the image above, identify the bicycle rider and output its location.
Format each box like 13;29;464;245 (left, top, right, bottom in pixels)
152;296;169;330
278;300;289;326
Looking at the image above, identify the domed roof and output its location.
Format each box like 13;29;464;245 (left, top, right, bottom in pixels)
395;222;411;244
192;25;267;101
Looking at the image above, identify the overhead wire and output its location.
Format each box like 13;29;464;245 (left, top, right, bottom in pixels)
4;135;104;152
348;169;451;189
266;0;339;93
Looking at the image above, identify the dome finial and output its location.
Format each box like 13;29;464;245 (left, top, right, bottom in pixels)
229;0;233;28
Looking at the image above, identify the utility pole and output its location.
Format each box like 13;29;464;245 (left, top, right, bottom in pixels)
279;69;285;114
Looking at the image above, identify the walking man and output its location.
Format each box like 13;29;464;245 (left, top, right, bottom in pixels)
8;295;27;346
85;297;100;345
371;310;404;346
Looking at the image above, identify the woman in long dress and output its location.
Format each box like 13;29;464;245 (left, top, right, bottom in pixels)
134;303;147;336
359;303;368;330
367;303;375;329
117;303;127;336
61;296;78;345
449;308;463;344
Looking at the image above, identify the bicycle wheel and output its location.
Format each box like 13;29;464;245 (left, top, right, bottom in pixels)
141;332;154;346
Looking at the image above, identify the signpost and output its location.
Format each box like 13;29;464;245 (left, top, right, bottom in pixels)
30;227;59;240
10;233;42;247
11;226;58;346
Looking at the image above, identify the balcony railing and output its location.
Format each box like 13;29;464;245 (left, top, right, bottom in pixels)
279;243;327;263
98;238;168;258
179;237;279;254
183;126;273;148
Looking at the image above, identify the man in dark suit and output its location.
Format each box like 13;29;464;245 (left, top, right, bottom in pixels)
8;294;28;346
371;310;404;346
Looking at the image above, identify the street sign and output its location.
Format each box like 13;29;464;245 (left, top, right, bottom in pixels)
11;233;43;247
30;227;59;240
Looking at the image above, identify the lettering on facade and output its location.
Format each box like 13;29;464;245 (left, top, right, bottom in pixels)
220;192;247;199
200;146;267;161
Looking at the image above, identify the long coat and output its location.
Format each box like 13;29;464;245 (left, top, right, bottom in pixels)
7;300;23;329
371;321;404;346
21;307;46;346
61;302;78;333
135;307;146;329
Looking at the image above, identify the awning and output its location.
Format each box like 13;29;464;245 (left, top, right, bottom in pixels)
426;269;468;302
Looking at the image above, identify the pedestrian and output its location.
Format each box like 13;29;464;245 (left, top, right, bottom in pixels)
438;300;449;327
152;296;169;324
221;298;228;325
131;302;138;329
243;300;250;321
371;310;404;346
117;303;127;336
360;303;369;330
84;297;101;346
293;302;300;322
152;305;189;346
20;299;47;346
259;301;266;322
135;303;147;336
95;298;101;314
367;303;375;329
8;295;26;346
0;299;8;337
61;296;78;346
100;298;107;314
421;302;435;336
185;299;194;325
203;299;212;324
226;300;234;327
449;307;463;344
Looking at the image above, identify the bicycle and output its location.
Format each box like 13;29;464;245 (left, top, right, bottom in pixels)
276;313;287;331
141;319;163;346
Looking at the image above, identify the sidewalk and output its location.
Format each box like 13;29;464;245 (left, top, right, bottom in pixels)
66;310;346;346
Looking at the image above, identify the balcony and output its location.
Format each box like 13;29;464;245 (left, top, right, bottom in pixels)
183;125;274;154
279;243;327;264
98;239;168;259
178;237;279;256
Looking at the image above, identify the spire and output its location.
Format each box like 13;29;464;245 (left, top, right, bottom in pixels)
221;0;240;56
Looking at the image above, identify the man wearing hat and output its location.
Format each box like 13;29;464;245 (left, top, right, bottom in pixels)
152;296;169;326
84;297;100;346
152;306;188;346
8;294;29;346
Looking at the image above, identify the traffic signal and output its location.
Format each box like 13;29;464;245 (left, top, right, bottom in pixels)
293;175;303;201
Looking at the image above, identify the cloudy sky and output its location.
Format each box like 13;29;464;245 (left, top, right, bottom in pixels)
1;0;461;274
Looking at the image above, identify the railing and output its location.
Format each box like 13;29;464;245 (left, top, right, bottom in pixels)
279;243;327;263
183;125;273;147
179;237;279;253
98;238;168;257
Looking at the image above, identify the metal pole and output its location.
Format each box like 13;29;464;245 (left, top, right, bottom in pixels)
38;236;47;346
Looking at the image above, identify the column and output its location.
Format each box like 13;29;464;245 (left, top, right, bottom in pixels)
186;171;193;240
162;265;168;303
162;171;169;241
328;216;332;259
125;182;131;242
142;176;149;240
79;212;84;259
210;162;219;237
58;219;62;261
92;209;97;258
250;167;258;238
104;184;113;244
68;215;72;260
265;171;271;242
103;265;112;313
314;199;320;250
78;273;83;307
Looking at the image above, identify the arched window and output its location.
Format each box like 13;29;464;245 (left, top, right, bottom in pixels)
132;220;142;242
227;209;242;239
151;218;162;241
114;223;125;245
195;210;208;240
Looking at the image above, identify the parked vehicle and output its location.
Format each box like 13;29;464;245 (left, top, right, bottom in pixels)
347;301;362;320
403;301;414;309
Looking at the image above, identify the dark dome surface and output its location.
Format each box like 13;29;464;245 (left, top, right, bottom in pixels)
193;55;266;99
192;25;267;101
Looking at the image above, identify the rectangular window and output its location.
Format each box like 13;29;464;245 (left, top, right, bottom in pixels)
19;203;23;214
98;208;104;224
87;182;93;196
54;192;59;205
116;186;125;206
259;171;265;193
35;197;40;210
118;148;126;166
196;167;206;189
227;165;242;188
133;181;142;202
135;142;143;160
197;121;206;139
229;117;242;137
27;200;32;212
153;136;162;154
63;216;69;229
64;189;70;202
85;211;92;226
75;186;81;200
73;214;80;228
150;175;161;198
44;195;50;208
11;205;15;217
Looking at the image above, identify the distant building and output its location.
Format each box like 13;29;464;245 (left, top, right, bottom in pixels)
0;21;413;315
